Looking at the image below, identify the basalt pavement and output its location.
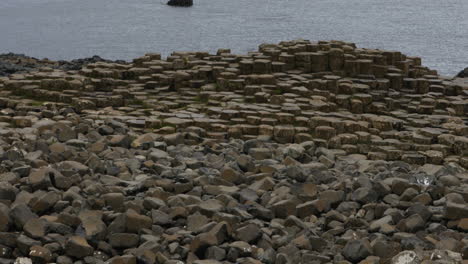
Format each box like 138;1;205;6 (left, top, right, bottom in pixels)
0;40;467;264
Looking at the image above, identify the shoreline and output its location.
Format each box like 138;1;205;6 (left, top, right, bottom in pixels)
0;53;128;77
1;52;465;79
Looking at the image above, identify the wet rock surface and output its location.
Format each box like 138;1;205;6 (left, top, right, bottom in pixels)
167;0;193;7
0;40;467;263
456;67;468;78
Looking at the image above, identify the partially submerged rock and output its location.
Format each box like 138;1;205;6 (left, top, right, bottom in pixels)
456;67;468;78
167;0;193;7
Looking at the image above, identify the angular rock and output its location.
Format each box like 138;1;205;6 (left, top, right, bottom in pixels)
342;239;373;262
65;236;94;258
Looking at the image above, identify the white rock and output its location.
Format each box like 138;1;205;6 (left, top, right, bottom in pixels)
14;258;33;264
391;251;421;264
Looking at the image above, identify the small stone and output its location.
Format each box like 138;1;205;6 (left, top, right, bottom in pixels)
282;144;305;159
142;197;166;210
235;223;261;243
0;203;10;232
457;218;468;231
191;233;219;258
406;204;432;222
239;188;258;203
53;123;77;142
249;148;272;160
28;167;53;190
109;135;131;148
108;233;139;248
445;202;468;220
29;245;52;264
193;260;222;264
10;204;37;230
205;246;226;261
29;191;60;214
396;214;425;232
13;258;33;264
352;187;378;204
0;182;17;201
125;209;152;233
390;250;421;264
342;239;373;262
102;193;125;210
16;235;40;256
369;215;393;232
271;199;297;218
438;175;461;187
187;213;209;232
400;188;419;201
23;218;47;239
220;167;243;184
359;256;380;264
107;255;137;264
78;210;107;241
65;236;94;258
56;160;89;176
151;210;171;225
296;199;328;218
198;199;224;216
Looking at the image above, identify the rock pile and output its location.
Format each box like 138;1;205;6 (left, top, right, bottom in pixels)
0;40;466;264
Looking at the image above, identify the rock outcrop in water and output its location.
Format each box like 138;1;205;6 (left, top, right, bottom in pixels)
456;67;468;78
0;53;127;77
0;40;467;263
167;0;193;7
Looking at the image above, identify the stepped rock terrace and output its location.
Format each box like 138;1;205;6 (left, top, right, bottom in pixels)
1;40;467;166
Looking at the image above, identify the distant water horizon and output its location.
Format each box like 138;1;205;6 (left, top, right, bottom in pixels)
0;0;466;76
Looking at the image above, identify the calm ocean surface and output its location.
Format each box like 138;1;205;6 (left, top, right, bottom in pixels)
0;0;466;75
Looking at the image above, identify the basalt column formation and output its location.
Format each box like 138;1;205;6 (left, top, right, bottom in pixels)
0;40;467;264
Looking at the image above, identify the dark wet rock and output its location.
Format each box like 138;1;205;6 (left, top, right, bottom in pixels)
445;202;468;220
456;67;468;78
352;187;379;204
23;218;47;239
0;204;10;232
16;235;41;256
342;239;373;262
65;236;94;258
29;245;53;264
396;214;426;232
9;204;37;230
108;233;139;248
78;210;107;241
234;223;261;243
107;255;137;264
167;0;193;6
125;209;152;233
0;183;17;202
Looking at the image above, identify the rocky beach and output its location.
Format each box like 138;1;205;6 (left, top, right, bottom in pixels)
0;39;467;264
